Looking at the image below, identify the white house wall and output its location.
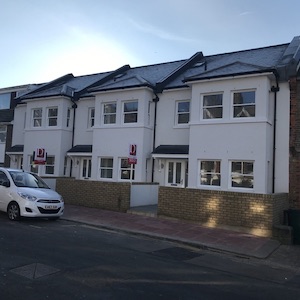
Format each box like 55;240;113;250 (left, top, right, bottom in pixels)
274;82;290;193
155;89;191;146
91;88;154;181
73;97;94;145
12;104;26;146
186;74;289;194
22;97;73;175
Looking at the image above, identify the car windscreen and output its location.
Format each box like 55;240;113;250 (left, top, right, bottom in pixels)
9;171;50;188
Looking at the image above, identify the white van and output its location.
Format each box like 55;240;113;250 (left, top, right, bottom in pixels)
0;168;64;221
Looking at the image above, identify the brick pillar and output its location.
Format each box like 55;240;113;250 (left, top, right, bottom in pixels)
289;76;300;208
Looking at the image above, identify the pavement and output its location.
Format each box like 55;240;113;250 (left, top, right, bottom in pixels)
61;204;300;265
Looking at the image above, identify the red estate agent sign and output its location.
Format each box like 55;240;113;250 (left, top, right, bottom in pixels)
34;148;47;165
128;144;137;164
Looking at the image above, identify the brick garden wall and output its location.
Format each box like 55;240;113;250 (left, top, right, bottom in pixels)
289;76;300;209
56;178;131;212
158;187;289;237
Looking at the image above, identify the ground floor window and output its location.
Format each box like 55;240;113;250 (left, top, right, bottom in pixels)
200;160;221;186
231;161;253;188
120;158;135;180
45;156;55;175
100;157;113;179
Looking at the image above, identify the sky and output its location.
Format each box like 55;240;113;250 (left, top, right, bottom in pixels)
1;0;300;89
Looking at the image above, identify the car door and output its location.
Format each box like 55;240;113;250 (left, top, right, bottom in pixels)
0;171;11;212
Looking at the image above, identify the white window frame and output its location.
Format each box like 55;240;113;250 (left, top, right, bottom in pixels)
47;107;58;127
123;100;138;124
0;125;7;143
45;156;55;175
32;108;43;127
88;107;95;128
199;160;221;187
99;157;114;179
103;102;117;124
119;158;135;181
176;100;190;125
232;90;256;118
230;160;254;189
202;93;223;120
67;108;71;127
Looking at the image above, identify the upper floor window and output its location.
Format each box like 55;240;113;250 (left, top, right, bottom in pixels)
176;101;190;124
100;157;113;179
203;94;223;119
231;161;253;188
32;108;42;127
123;101;138;123
103;102;117;124
200;160;221;186
233;91;255;118
0;93;10;109
67;108;71;127
47;107;58;126
0;125;7;143
88;107;95;128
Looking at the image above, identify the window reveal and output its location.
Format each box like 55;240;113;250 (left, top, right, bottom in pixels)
203;94;223;119
233;91;255;118
33;108;42;127
200;160;221;186
100;158;113;178
231;161;253;188
48;107;58;126
123;101;138;123
103;103;117;124
120;158;135;180
177;101;190;124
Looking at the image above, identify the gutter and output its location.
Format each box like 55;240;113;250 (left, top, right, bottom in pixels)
271;71;280;193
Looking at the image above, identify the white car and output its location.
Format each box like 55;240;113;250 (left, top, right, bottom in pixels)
0;168;64;221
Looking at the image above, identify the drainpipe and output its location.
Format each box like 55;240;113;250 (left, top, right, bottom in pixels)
151;94;159;182
271;72;280;193
69;93;78;177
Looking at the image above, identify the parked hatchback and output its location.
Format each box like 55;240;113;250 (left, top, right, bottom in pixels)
0;168;64;221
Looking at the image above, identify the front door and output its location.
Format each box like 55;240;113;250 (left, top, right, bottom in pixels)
80;158;92;179
166;160;186;188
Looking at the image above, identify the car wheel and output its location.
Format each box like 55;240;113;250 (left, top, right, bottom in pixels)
7;202;20;221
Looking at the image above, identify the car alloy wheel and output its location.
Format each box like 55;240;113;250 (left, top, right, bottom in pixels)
7;202;20;221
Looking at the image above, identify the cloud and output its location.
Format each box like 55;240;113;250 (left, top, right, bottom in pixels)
127;18;199;44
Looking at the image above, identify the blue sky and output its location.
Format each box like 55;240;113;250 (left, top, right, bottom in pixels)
1;0;299;88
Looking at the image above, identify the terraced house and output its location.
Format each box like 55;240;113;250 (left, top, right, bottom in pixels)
6;36;300;240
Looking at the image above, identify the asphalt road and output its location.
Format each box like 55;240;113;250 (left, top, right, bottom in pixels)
0;213;300;300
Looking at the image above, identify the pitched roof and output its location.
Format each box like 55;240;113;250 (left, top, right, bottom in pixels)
15;36;300;100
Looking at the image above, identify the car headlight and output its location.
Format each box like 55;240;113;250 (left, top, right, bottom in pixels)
59;195;64;203
18;192;37;201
